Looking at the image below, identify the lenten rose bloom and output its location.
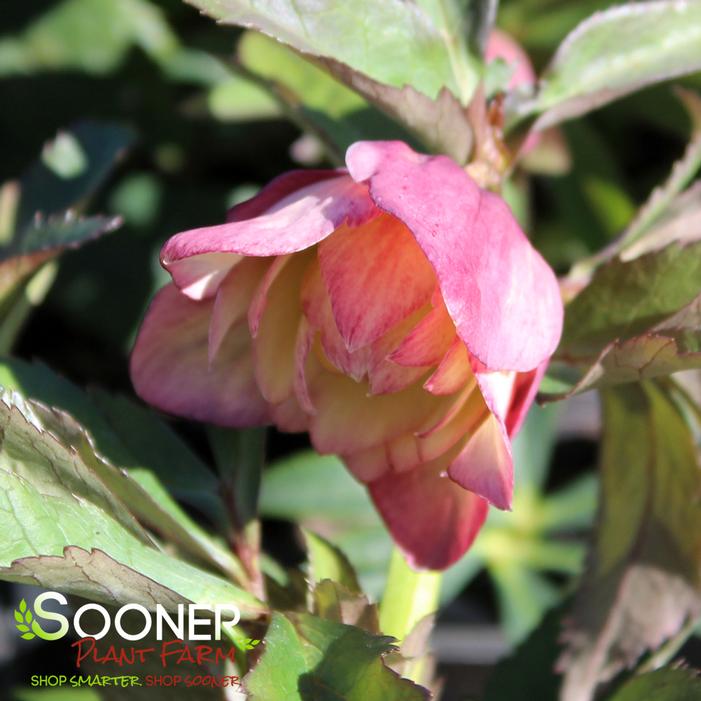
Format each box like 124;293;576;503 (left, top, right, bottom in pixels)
130;141;563;570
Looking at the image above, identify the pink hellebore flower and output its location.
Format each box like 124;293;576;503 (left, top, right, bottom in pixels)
131;141;563;570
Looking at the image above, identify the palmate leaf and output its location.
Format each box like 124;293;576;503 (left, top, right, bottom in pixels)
543;93;701;400
0;389;264;619
614;89;701;257
509;0;701;131
558;382;701;701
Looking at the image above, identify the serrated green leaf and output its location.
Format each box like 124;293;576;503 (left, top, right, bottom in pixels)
513;1;701;130
0;360;243;581
0;390;264;618
245;612;428;701
0;122;133;326
0;358;224;518
559;383;701;701
614;89;701;257
313;579;380;633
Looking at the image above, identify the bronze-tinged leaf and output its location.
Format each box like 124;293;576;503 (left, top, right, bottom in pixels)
558;382;701;701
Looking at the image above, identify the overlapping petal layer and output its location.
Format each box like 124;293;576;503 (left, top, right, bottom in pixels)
131;140;563;570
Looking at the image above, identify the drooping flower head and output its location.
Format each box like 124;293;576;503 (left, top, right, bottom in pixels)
131;141;563;570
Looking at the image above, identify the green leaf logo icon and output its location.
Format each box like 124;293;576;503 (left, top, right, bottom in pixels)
14;598;50;641
14;599;35;640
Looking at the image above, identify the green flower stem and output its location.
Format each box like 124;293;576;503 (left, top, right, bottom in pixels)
379;547;442;642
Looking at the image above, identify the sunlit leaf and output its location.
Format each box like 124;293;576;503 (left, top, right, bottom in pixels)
0;390;264;617
511;1;701;130
0;359;244;582
186;0;476;161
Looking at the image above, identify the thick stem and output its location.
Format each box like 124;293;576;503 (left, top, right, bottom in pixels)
379;548;442;642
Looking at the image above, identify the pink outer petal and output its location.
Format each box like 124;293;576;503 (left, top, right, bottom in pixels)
130;284;269;427
369;446;489;570
163;171;340;299
226;170;341;222
162;175;376;264
346;141;563;373
505;362;547;438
